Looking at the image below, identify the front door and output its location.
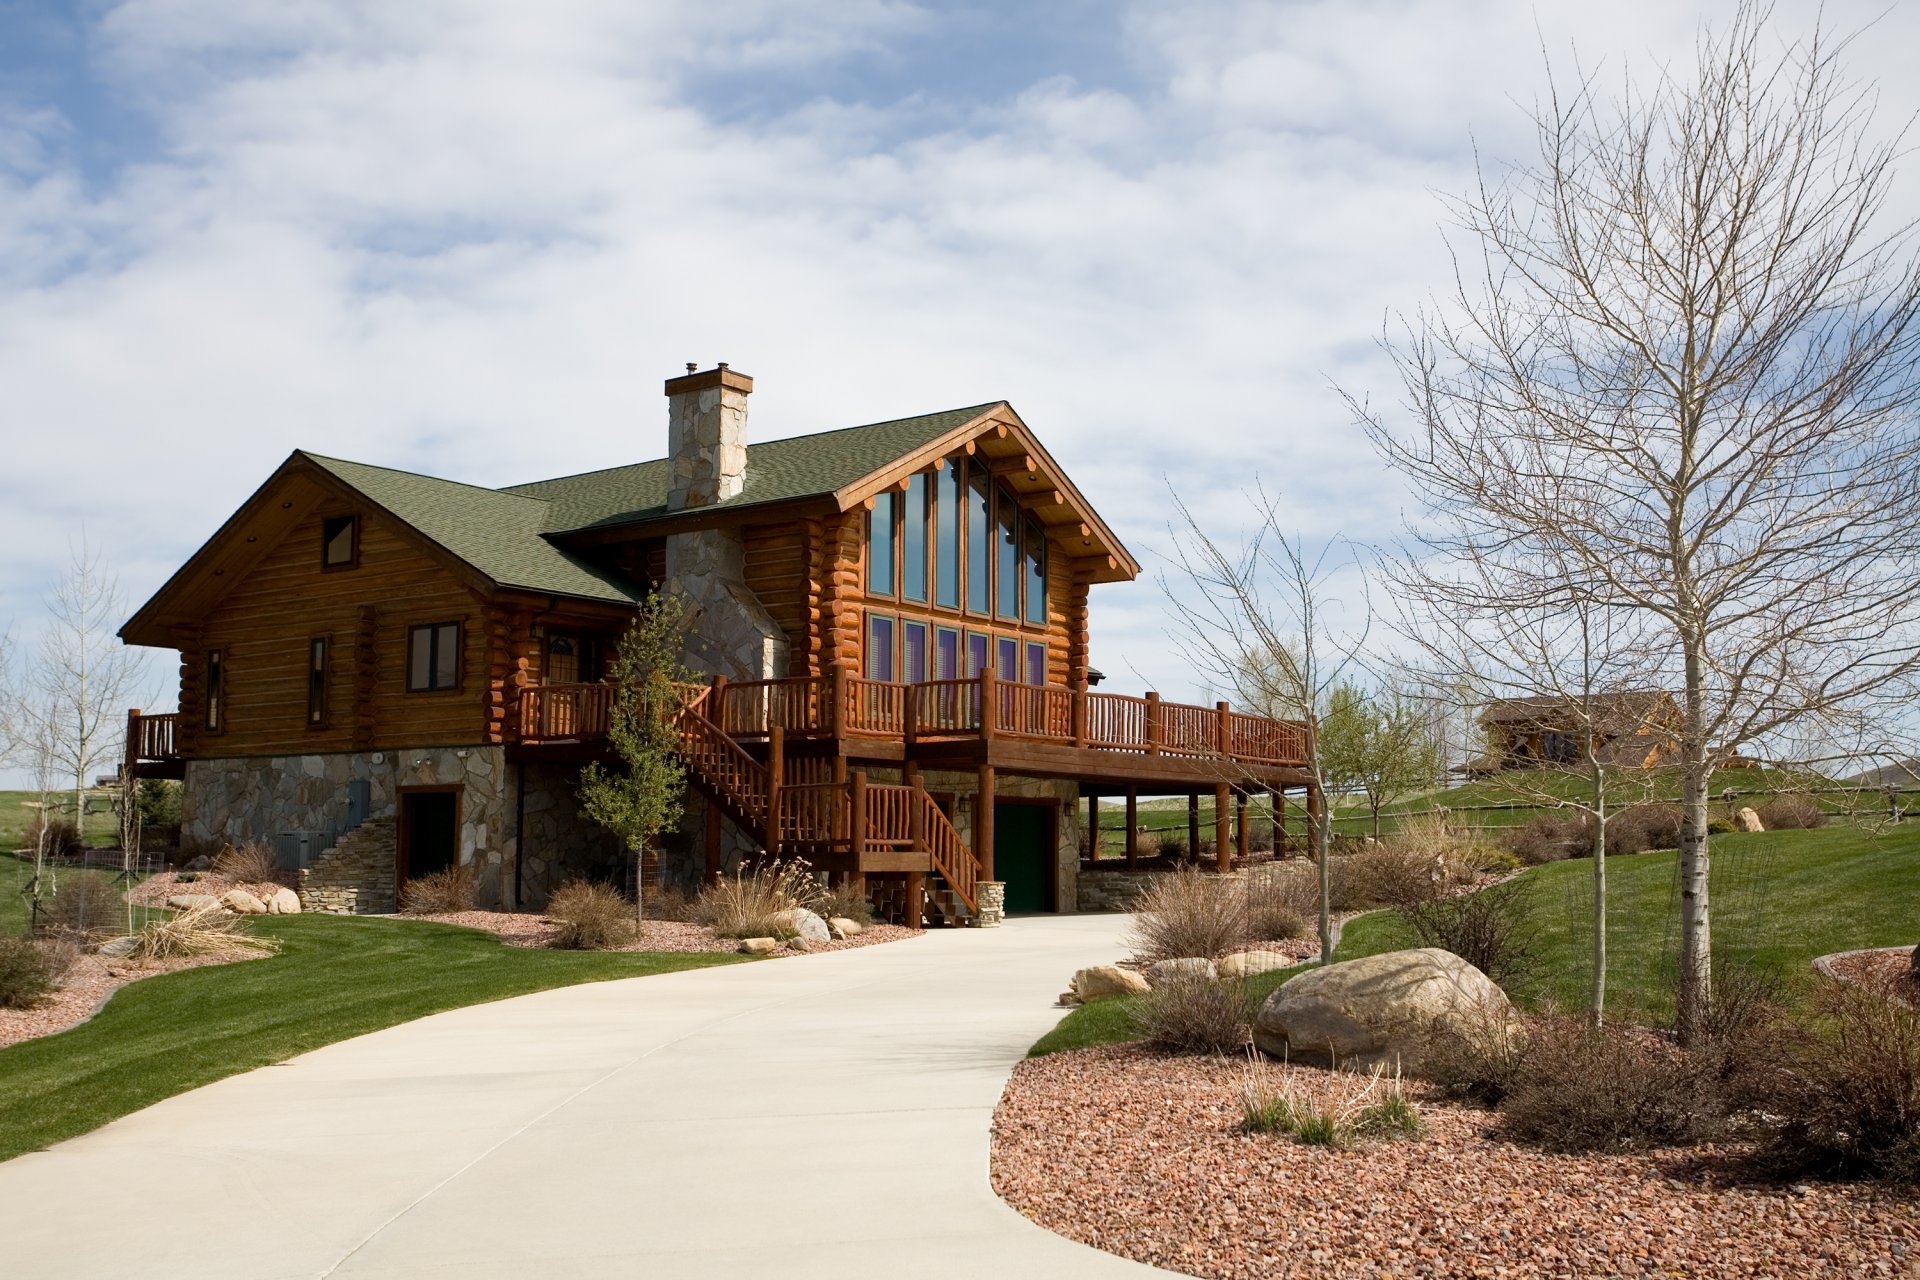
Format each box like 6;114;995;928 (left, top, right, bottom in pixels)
994;801;1055;913
398;789;459;889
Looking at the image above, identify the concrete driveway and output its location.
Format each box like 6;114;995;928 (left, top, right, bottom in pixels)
0;914;1166;1278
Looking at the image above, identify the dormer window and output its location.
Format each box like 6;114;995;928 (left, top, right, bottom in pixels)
322;516;358;568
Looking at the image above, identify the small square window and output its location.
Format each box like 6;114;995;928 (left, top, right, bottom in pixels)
322;516;358;568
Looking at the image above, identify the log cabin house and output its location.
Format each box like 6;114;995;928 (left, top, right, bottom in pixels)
121;364;1317;923
1456;691;1682;778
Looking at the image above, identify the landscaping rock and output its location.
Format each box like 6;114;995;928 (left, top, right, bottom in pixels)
184;855;212;872
1072;965;1151;1001
776;907;832;944
740;937;778;955
828;916;863;939
1218;950;1293;980
166;894;220;910
268;888;301;915
220;890;267;915
1735;806;1765;833
1252;946;1518;1070
97;936;139;958
1148;958;1218;987
1058;991;1082;1007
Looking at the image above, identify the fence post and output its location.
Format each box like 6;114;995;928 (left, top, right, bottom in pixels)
1145;691;1161;756
766;725;784;852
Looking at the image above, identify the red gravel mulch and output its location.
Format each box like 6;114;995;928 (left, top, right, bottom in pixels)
1827;948;1920;1002
404;910;920;955
992;1043;1920;1279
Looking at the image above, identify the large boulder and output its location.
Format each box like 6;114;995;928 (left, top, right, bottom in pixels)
1148;958;1218;987
1072;965;1151;1001
775;908;832;944
1219;950;1294;980
1252;947;1518;1070
267;887;301;915
827;917;863;940
167;894;221;910
184;855;212;872
1734;807;1765;833
220;889;267;915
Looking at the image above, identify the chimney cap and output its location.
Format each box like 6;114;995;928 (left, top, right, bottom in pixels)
665;363;754;396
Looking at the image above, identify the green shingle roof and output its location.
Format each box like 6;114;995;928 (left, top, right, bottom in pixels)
299;403;997;604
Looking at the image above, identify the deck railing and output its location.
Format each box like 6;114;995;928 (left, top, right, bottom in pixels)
125;710;180;763
516;671;1310;769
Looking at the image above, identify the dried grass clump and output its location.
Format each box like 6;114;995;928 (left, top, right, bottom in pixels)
546;880;638;950
693;859;826;939
1132;975;1258;1055
1240;1056;1422;1146
0;935;77;1009
399;865;477;914
212;839;277;883
1755;794;1827;830
1340;842;1455;909
39;871;125;939
815;879;874;926
1126;868;1247;964
129;902;280;962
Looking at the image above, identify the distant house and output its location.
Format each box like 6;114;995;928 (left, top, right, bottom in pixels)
1457;690;1682;777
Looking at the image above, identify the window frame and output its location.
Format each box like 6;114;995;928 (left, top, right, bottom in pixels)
966;465;992;615
406;620;464;694
867;491;899;598
306;635;330;728
934;461;961;609
993;483;1021;621
901;473;930;605
321;515;359;571
865;613;897;682
204;648;225;734
901;618;930;683
1022;516;1048;625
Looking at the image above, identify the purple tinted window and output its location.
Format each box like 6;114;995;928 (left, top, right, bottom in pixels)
966;632;990;678
935;628;960;681
1025;641;1046;687
903;621;929;683
867;615;895;681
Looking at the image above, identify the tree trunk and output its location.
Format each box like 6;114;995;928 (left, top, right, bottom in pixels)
1314;786;1333;963
1676;746;1714;1046
635;842;647;927
1589;766;1607;1027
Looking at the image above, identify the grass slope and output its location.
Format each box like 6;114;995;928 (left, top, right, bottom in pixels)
1030;964;1307;1057
0;914;746;1162
0;790;122;853
0;855;164;936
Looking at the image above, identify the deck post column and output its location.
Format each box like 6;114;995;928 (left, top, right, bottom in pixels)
1236;790;1250;863
1271;789;1286;855
1125;787;1139;869
979;666;997;742
1144;691;1161;755
1087;793;1100;863
1187;793;1201;859
905;682;918;749
711;674;729;730
1305;781;1322;851
1217;699;1231;757
765;725;784;852
830;666;848;737
1215;782;1231;873
125;708;141;772
849;770;868;859
832;755;848;844
704;797;723;883
1071;687;1087;749
976;764;996;881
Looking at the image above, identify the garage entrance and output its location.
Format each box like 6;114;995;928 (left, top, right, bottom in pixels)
993;800;1056;913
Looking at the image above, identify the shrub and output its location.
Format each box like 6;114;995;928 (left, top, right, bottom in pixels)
1247;860;1319;920
1458;845;1521;875
1606;803;1686;855
399;865;477;914
1393;876;1539;989
1126;868;1247;964
136;779;182;828
815;879;874;926
1417;1014;1529;1106
212;840;277;883
1707;818;1735;835
1499;1015;1723;1153
1152;832;1192;866
0;935;76;1009
1755;794;1827;830
129;902;279;961
1132;976;1257;1055
1757;976;1920;1182
647;886;699;923
24;816;85;860
39;871;125;939
1504;815;1577;865
1341;841;1455;908
546;880;638;950
691;859;826;939
1246;899;1308;943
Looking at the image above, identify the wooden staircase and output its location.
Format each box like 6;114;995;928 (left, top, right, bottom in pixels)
674;685;981;924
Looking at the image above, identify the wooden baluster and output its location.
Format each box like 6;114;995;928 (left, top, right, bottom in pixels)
1145;691;1161;756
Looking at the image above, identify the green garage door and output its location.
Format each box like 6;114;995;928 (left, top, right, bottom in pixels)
995;802;1054;913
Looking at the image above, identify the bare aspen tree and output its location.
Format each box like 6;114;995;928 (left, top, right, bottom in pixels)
1164;486;1370;962
1357;7;1920;1041
31;537;148;843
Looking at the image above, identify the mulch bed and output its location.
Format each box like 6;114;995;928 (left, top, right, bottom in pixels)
407;910;920;955
992;1043;1919;1279
1827;948;1920;1001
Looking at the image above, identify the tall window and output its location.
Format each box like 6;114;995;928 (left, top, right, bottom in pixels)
1023;518;1047;625
902;474;928;603
934;627;960;681
965;631;990;678
996;635;1019;681
967;469;991;614
407;622;462;692
307;637;328;727
1025;640;1047;687
902;620;929;683
994;487;1020;619
866;614;896;680
935;463;961;608
322;515;357;568
204;649;224;732
867;491;897;596
547;635;579;684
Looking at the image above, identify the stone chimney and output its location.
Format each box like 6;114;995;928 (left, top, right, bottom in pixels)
665;363;751;511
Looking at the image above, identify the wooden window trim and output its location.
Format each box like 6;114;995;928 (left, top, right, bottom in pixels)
406;620;465;694
321;515;360;571
307;635;330;729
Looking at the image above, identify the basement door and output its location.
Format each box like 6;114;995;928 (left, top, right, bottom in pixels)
398;789;459;889
994;801;1056;913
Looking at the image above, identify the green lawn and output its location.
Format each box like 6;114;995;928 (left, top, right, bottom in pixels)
1036;821;1920;1053
0;854;164;936
0;789;122;852
0;914;748;1162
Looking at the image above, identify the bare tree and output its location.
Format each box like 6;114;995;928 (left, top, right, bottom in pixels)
1357;6;1920;1041
1163;485;1370;962
29;537;148;844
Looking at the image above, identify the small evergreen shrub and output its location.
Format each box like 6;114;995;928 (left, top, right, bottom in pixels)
546;880;638;950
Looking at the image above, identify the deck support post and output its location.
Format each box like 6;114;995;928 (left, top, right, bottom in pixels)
1087;793;1100;863
979;666;997;743
704;797;723;883
1145;691;1161;755
1305;781;1322;851
830;666;848;737
1187;794;1201;860
1071;687;1087;748
850;770;868;859
976;764;996;881
125;708;141;774
903;869;925;928
711;674;729;730
1236;790;1249;863
1125;788;1139;869
765;725;784;853
1215;782;1231;873
1271;789;1285;856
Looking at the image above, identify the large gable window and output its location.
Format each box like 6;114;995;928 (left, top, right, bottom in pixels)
902;473;928;604
322;516;358;569
867;491;897;596
407;621;462;692
966;469;992;615
934;463;961;609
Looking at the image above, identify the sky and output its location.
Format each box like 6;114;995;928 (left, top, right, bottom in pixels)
2;0;1918;780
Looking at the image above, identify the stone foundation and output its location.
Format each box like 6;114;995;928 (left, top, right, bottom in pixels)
300;818;397;914
973;880;1006;928
1076;866;1159;913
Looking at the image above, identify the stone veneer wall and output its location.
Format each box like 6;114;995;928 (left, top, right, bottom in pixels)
1076;866;1160;913
513;762;628;909
300;818;397;914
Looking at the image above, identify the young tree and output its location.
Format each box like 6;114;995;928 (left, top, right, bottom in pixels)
579;595;690;924
1354;683;1449;838
1164;486;1369;962
30;538;147;844
1358;7;1920;1041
